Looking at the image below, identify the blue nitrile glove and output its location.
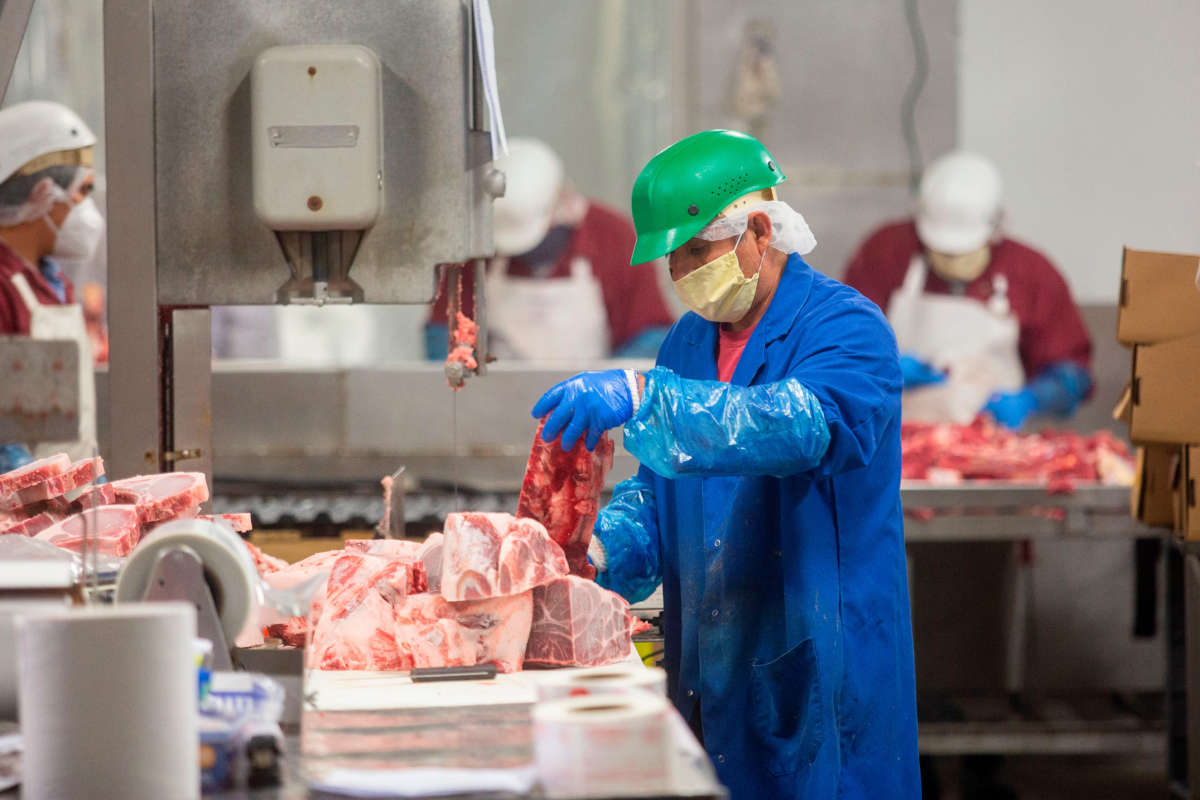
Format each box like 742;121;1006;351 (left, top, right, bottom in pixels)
984;362;1092;429
532;369;638;451
983;388;1038;429
0;444;33;473
899;352;946;389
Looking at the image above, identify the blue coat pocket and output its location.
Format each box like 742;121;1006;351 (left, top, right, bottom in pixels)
750;638;824;777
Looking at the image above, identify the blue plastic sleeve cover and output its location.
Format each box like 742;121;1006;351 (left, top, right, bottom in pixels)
622;366;832;479
593;468;662;604
424;323;450;361
1027;361;1092;417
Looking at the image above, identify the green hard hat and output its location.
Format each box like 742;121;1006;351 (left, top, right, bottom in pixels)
629;129;786;265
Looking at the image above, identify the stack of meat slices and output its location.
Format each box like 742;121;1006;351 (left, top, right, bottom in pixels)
0;455;257;558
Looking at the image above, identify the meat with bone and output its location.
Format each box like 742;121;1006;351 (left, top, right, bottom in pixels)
0;457;104;512
524;575;642;668
0;454;70;497
73;483;117;510
901;418;1135;487
108;472;209;524
34;504;142;557
418;532;444;594
1;510;67;537
441;512;568;602
309;588;533;673
517;421;614;579
344;538;423;559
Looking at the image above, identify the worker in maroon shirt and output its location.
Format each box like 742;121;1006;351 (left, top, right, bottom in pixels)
0;101;104;471
426;138;675;360
844;151;1092;429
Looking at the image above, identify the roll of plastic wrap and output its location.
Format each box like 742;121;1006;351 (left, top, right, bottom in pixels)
533;692;672;798
17;603;199;800
535;665;667;703
116;518;259;641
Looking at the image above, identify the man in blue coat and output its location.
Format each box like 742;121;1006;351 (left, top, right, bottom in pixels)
531;130;920;799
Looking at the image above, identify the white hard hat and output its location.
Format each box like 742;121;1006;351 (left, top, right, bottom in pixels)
0;101;96;185
916;151;1002;255
492;137;564;256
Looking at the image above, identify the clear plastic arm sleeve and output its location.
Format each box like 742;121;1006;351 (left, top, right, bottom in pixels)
1028;361;1092;417
623;366;832;479
592;469;662;604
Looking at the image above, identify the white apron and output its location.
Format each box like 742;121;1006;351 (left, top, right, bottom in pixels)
484;255;610;361
10;273;97;461
886;255;1024;424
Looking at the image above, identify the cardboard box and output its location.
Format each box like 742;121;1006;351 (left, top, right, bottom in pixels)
1117;248;1200;346
1177;446;1200;540
1133;444;1180;529
1129;331;1200;443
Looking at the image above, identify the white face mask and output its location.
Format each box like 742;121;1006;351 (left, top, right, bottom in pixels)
44;197;105;262
672;232;768;323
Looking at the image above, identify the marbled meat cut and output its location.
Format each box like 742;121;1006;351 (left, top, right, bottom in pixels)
418;532;444;594
0;454;70;497
0;510;66;537
309;588;533;673
73;483;117;510
517;420;614;579
109;472;209;524
524;575;641;668
244;541;289;575
34;504;141;557
441;512;568;601
0;457;105;512
198;513;253;533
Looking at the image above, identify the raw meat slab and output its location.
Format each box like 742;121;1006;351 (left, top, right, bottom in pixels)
244;541;289;575
34;504;142;557
0;458;105;512
109;472;210;524
345;539;423;559
0;510;66;537
524;575;640;668
198;513;253;533
441;512;567;601
0;454;70;497
74;483;117;510
517;421;614;579
418;532;444;594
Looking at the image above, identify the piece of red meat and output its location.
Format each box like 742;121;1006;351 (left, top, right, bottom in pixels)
419;532;444;594
34;504;142;556
306;547;533;672
0;454;70;497
0;457;105;512
73;483;117;511
0;510;67;537
345;538;423;559
517;421;614;579
441;512;568;601
524;575;639;668
266;617;307;647
108;472;209;524
198;513;253;533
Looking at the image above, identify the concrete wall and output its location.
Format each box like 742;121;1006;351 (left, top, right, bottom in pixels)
961;0;1200;303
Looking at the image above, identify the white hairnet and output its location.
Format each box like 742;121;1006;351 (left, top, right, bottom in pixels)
695;199;816;256
0;165;90;227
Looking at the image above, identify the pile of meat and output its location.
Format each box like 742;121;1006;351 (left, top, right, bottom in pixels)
260;427;638;673
901;418;1136;490
263;513;641;673
0;454;251;556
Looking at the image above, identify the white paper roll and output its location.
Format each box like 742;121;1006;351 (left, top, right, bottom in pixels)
17;603;200;800
533;692;672;798
535;665;667;703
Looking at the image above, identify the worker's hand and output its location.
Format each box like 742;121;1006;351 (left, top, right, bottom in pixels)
532;369;637;451
899;353;946;390
983;389;1037;430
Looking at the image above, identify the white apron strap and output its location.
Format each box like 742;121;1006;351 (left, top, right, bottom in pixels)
9;272;40;313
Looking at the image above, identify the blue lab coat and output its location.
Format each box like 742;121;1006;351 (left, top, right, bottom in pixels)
595;254;920;799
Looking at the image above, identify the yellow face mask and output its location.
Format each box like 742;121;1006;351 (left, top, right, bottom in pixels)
672;233;765;323
926;245;991;283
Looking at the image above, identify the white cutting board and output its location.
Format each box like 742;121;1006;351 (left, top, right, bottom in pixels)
308;649;645;712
